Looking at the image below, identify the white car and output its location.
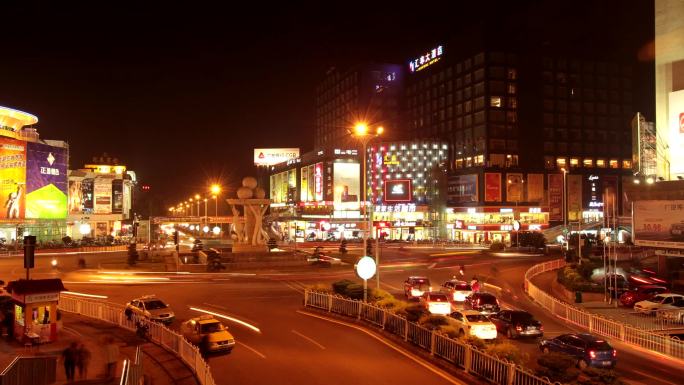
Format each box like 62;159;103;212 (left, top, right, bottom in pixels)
441;279;473;302
655;298;684;322
420;292;451;315
634;293;684;315
448;310;498;341
124;295;175;324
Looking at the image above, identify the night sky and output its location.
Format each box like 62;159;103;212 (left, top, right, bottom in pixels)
0;1;653;214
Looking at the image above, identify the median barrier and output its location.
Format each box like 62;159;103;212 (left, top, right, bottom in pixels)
59;294;216;385
524;259;684;361
303;290;559;385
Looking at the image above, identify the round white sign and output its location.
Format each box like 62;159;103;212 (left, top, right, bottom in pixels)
356;256;377;280
512;220;520;231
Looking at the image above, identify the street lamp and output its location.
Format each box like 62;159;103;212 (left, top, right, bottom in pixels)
194;194;200;219
561;167;569;251
204;198;208;223
507;178;524;247
189;198;194;216
349;121;384;290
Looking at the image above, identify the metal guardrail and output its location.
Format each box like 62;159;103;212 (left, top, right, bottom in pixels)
0;356;57;385
59;294;215;385
524;259;684;361
120;345;143;385
303;290;560;385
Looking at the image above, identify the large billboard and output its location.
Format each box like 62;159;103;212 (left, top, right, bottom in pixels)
333;162;359;206
548;174;563;222
668;90;684;176
82;179;94;212
634;200;684;249
567;174;583;222
484;173;501;202
0;138;26;220
25;142;67;219
527;174;544;202
112;179;123;214
384;180;412;202
506;173;524;202
254;148;300;166
93;178;112;214
447;174;478;203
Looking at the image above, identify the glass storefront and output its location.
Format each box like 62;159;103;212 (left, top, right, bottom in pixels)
446;208;549;244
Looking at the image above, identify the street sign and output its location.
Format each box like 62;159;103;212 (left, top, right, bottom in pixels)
356;256;377;280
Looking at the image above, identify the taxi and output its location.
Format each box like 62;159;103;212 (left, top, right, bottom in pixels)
181;315;236;353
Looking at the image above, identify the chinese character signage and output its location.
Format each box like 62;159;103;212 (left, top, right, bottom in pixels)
0;138;26;219
548;174;563;221
527;174;544;202
448;174;478;203
314;162;323;201
25;142;67;219
484;173;501;202
668;90;684;176
254;148;300;166
384;179;412;202
409;45;444;73
634;200;684;249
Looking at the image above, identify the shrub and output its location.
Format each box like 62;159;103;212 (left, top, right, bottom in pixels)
61;236;72;246
332;279;355;295
487;342;526;365
439;325;460;339
376;296;407;313
460;335;486;350
368;288;394;303
418;314;449;330
577;368;625;385
537;352;579;383
331;279;366;299
306;283;332;293
490;242;505;252
402;303;428;323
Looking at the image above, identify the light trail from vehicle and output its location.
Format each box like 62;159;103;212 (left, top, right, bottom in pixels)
189;306;262;333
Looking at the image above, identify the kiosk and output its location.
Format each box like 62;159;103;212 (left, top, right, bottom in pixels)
5;279;66;344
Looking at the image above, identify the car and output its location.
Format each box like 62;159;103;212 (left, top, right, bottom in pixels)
618;285;668;307
634;293;684;315
441;280;473;302
464;292;501;315
420;292;451;315
489;310;543;339
655;297;684;322
180;315;235;353
539;333;617;369
124;295;175;325
447;310;498;341
404;276;431;300
307;254;342;266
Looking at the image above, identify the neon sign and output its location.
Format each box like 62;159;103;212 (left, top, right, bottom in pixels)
409;45;444;73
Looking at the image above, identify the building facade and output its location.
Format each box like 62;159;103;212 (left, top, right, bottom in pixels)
0;106;69;244
67;155;135;240
315;63;404;150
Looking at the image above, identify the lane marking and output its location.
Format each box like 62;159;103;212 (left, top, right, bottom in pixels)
381;282;402;291
236;341;266;359
62;326;83;337
281;281;302;294
189;306;261;333
632;369;680;385
297;310;466;385
429;251;478;257
291;329;326;350
63;291;108;299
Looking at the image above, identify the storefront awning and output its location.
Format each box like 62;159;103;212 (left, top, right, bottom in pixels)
5;279;67;295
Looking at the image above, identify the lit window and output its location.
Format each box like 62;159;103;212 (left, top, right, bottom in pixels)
556;158;567;168
623;160;632;169
596;159;606;168
570;158;579;167
490;96;502;108
455;159;464;168
609;159;618;168
583;159;593;168
466;157;473;167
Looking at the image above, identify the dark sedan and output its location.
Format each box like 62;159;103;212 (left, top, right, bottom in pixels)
463;293;500;315
539;333;617;369
489;310;543;339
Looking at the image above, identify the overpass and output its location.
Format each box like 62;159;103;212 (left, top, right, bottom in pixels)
151;216;234;225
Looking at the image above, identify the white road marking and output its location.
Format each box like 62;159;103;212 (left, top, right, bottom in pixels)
280;281;303;293
236;341;266;359
381;282;402;291
297;310;467;385
62;327;83;337
291;329;325;350
632;370;680;385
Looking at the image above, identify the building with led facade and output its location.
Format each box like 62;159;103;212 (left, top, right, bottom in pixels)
67;154;135;240
0;106;69;243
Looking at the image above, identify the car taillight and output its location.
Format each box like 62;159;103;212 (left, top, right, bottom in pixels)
476;299;481;305
612;349;617;357
589;350;597;359
540;325;544;331
515;325;523;332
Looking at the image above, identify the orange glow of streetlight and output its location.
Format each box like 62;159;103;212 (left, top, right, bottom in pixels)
210;184;221;195
353;122;368;136
194;194;200;200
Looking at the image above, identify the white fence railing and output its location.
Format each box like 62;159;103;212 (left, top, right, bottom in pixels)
524;259;684;361
304;291;559;385
59;294;216;385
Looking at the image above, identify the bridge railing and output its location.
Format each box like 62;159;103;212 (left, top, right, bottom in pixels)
59;294;216;385
303;290;559;385
524;259;684;361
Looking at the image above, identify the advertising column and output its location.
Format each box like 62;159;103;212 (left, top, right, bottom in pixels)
527;174;544;202
567;174;583;222
25;143;67;219
93;178;112;214
0;138;26;220
548;174;563;222
484;173;502;202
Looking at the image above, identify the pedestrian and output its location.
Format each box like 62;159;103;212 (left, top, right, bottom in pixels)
104;337;119;379
471;276;480;293
200;334;210;359
61;342;78;382
76;343;91;379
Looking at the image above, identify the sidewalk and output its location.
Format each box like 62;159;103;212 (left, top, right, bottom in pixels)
0;313;198;385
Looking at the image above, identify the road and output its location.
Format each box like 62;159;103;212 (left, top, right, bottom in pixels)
3;245;683;385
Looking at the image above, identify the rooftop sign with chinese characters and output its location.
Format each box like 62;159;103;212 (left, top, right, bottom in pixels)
254;148;300;166
409;45;444;73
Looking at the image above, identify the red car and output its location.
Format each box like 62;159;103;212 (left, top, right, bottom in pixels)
618;285;668;307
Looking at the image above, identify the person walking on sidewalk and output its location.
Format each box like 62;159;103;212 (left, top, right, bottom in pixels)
76;343;91;379
61;342;78;382
104;337;120;379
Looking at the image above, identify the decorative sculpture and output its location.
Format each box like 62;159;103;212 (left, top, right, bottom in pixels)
227;177;271;252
